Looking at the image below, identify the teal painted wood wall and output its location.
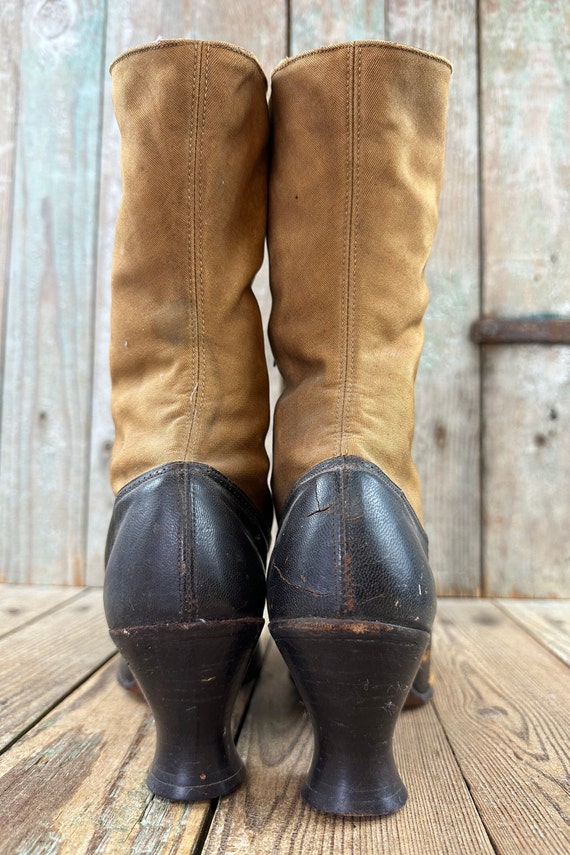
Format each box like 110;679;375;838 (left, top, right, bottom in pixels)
0;0;568;595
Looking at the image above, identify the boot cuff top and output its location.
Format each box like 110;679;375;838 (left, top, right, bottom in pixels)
109;38;266;85
271;40;452;78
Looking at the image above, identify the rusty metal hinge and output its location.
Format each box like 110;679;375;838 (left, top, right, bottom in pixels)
470;316;570;345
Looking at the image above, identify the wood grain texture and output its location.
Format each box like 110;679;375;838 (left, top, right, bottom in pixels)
86;0;287;584
434;599;570;854
0;0;107;584
480;0;570;599
480;0;570;315
0;618;262;854
497;598;570;667
0;0;567;598
0;659;212;855
290;0;386;53
387;1;481;595
0;594;567;852
202;642;495;855
0;583;81;637
0;588;115;750
0;0;22;354
482;346;570;596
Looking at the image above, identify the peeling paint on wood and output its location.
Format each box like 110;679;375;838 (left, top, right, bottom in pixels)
0;0;107;584
389;0;481;596
0;729;103;853
482;346;570;596
0;0;22;349
290;0;386;53
481;0;570;316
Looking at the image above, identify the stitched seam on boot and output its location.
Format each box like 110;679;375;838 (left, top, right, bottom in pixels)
338;45;359;457
340;465;356;616
184;44;203;460
340;48;362;615
177;467;186;621
346;46;361;459
181;45;198;461
284;455;428;546
271;42;452;76
194;43;210;459
110;40;268;83
336;45;353;458
114;461;268;538
333;467;343;609
186;470;198;619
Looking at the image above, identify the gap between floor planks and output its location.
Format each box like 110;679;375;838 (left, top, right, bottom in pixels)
0;592;568;854
0;587;116;753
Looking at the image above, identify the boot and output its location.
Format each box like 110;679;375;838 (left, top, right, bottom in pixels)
266;42;451;815
103;40;272;801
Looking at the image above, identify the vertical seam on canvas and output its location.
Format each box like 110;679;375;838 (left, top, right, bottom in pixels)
336;46;354;612
336;45;353;458
346;46;361;460
344;47;361;614
339;45;358;456
193;42;209;460
184;43;202;460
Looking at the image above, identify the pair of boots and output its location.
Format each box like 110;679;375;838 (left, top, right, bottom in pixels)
103;38;451;817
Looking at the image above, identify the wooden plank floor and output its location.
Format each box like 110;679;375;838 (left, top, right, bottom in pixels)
0;587;568;854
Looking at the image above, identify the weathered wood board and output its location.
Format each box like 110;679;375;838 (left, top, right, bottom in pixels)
0;591;568;853
497;598;570;666
389;1;481;595
482;346;570;596
0;0;107;585
434;599;570;854
0;588;114;750
0;583;81;637
480;0;570;596
0;622;262;854
0;0;22;346
290;0;387;51
0;0;567;597
481;0;569;316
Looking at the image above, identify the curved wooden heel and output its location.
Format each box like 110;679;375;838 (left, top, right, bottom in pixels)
110;617;263;801
406;641;434;707
115;641;264;698
270;618;430;816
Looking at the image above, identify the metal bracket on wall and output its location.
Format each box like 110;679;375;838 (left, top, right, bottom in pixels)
470;316;570;345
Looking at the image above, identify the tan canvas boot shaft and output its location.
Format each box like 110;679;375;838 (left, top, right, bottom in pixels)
110;40;270;514
104;41;272;802
268;42;451;520
266;42;451;816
